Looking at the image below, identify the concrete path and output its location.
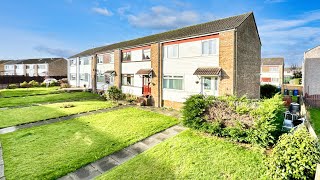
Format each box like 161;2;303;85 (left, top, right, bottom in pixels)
0;105;129;135
58;125;186;180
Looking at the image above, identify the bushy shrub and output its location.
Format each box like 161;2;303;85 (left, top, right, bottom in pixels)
124;94;137;103
106;86;123;101
267;126;320;179
60;103;75;108
28;80;39;87
182;94;212;129
249;94;285;147
49;81;59;87
40;82;47;87
20;81;30;88
260;84;279;99
60;83;70;88
7;84;17;89
182;94;285;147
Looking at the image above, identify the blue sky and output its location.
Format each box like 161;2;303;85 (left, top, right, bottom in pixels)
1;0;320;66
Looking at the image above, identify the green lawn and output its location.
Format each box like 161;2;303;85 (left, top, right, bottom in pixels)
0;107;179;180
0;100;115;128
99;130;267;180
309;108;320;137
0;87;60;97
0;92;100;107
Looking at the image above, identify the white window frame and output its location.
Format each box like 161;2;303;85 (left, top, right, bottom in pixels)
202;39;218;56
122;74;134;86
70;59;76;66
142;49;151;60
110;53;114;63
163;75;184;90
70;73;76;81
97;55;103;64
167;45;179;59
270;67;279;73
80;73;89;82
271;77;279;82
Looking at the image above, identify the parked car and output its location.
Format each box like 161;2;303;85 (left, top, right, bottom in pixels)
43;78;57;84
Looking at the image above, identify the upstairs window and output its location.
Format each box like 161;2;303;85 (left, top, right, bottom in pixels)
97;55;103;64
122;74;134;86
26;65;30;69
110;53;114;63
142;49;151;60
202;39;218;55
270;67;279;72
122;51;131;61
70;59;76;66
167;45;179;58
38;65;46;69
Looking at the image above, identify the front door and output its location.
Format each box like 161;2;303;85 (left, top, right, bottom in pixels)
202;77;218;96
142;75;151;96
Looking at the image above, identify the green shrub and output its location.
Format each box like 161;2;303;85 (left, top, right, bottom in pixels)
40;82;47;87
267;126;320;179
182;94;211;129
28;80;39;87
124;94;137;103
7;84;17;89
20;81;30;88
106;86;123;101
60;83;70;88
182;94;285;147
49;81;59;87
260;84;279;98
249;94;285;147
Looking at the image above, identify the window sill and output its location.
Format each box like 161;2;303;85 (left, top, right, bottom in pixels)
163;88;184;92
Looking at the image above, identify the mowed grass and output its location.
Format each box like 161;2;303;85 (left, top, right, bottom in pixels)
0;100;115;128
0;87;60;97
99;130;267;180
0;92;100;107
309;108;320;137
0;107;179;180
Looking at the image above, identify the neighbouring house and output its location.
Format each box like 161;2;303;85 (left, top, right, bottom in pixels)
69;12;261;108
303;45;320;95
3;58;67;77
0;60;12;75
284;67;302;84
260;58;284;88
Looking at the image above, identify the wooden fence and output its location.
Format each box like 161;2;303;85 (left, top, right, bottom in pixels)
0;75;66;89
305;94;320;108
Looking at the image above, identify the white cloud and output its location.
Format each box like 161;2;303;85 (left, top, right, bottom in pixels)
92;7;113;16
260;10;320;65
117;5;130;16
126;6;203;30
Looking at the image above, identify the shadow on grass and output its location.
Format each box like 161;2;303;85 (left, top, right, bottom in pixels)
0;107;178;180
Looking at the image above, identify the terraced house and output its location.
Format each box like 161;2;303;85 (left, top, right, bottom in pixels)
69;12;261;108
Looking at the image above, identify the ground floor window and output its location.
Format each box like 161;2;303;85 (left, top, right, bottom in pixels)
80;73;89;82
70;73;76;81
122;74;134;86
163;75;184;90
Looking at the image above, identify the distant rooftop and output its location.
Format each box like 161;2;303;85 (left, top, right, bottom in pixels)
261;58;284;66
3;58;66;65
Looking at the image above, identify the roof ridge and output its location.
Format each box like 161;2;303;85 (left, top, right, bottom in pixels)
70;12;253;58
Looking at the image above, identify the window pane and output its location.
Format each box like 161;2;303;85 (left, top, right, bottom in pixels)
143;49;151;59
204;77;211;90
202;41;209;54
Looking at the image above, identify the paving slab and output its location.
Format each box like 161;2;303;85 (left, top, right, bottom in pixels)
110;149;135;164
126;142;149;154
91;156;119;172
71;165;101;180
